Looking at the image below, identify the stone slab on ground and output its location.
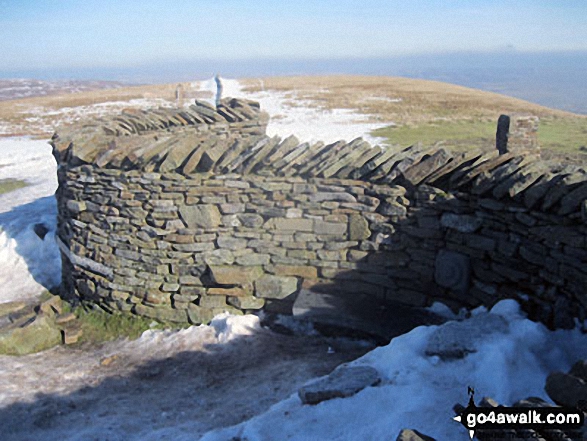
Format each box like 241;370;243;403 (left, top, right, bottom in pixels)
396;429;437;441
298;365;380;405
0;315;62;355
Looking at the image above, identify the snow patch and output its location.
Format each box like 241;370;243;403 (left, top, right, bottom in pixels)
201;300;587;441
210;313;261;343
0;138;60;302
198;78;389;145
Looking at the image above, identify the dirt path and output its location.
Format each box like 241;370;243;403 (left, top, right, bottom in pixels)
0;321;372;441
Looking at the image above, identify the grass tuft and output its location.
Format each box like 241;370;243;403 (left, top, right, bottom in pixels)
73;305;191;344
0;178;28;195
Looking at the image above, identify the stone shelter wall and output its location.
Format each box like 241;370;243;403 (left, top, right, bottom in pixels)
51;99;587;329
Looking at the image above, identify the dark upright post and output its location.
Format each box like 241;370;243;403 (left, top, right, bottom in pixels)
496;114;510;155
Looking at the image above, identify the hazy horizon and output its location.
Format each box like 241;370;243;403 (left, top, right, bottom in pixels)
1;50;586;115
1;1;586;114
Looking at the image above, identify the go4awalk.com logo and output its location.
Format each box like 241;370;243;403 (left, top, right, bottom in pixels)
453;388;585;440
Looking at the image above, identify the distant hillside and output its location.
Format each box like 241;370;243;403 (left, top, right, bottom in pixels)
241;76;587;163
0;75;585;163
0;79;131;102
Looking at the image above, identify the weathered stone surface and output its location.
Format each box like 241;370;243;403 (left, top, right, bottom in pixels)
134;304;187;323
236;253;271;266
209;265;264;285
545;370;587;407
158;137;199;172
178;204;221;229
255;275;298;299
378;199;407;217
348;213;371;241
273;265;318;279
208;287;250;296
542;172;587;211
308;192;357;203
396;429;437;441
217;236;247;250
202;249;235;265
558;182;587;215
298;365;380;405
186;305;214;325
227;296;265;309
314;220;347;236
238;213;264;228
401;148;451;185
440;213;482;233
0;315;62;355
66;200;86;213
274;218;313;232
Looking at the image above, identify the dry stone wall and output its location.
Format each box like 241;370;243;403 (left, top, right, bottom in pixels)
51;100;587;330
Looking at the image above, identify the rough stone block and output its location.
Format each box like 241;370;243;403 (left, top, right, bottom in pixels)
255;275;298;299
348;214;370;241
209;265;264;285
178;204;221;229
434;249;470;295
274;218;314;232
236;253;271;266
298;365;380;405
227;296;265;310
66;200;86;214
314;220;347;236
217;236;247;250
273;265;318;279
133;304;187;323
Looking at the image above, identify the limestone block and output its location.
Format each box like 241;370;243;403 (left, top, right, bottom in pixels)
313;220;347;236
298;365;380;405
396;429;436;441
348;214;370;241
236;253;271;266
227;296;265;310
209;265;264;285
273;265;318;279
255;275;298;299
178;204;221;229
66;200;86;214
274;218;314;232
134;304;188;323
186;305;214;325
0;315;62;355
217;236;247;250
308;192;357;203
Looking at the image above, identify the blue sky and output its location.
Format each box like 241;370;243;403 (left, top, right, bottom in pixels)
0;0;586;71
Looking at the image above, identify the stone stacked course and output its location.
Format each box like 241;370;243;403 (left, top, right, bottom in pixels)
51;98;587;329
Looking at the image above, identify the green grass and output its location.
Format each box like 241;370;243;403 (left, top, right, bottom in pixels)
372;117;587;155
538;117;587;153
74;307;162;344
0;178;28;195
372;119;495;152
74;306;191;344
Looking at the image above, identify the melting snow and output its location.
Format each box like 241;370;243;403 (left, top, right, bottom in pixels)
0;137;60;302
199;77;388;145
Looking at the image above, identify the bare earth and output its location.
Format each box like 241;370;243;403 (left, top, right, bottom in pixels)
0;323;371;441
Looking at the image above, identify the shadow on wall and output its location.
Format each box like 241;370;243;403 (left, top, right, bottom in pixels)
0;195;61;300
0;325;369;441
